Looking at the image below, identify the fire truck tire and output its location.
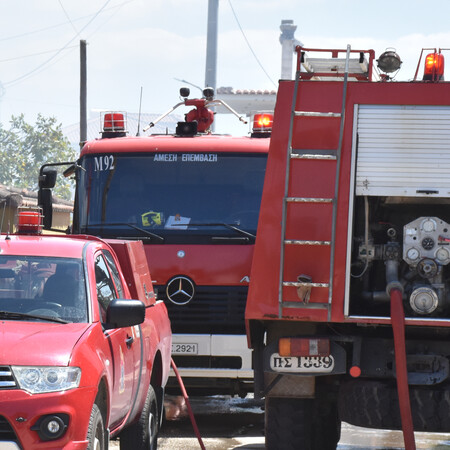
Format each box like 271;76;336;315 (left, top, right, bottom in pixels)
338;379;450;432
314;396;341;449
265;397;340;450
119;384;159;450
87;403;106;450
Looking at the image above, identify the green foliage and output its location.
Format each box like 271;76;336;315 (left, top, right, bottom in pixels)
0;114;77;200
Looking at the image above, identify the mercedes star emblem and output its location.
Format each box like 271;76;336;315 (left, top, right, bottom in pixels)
166;276;195;305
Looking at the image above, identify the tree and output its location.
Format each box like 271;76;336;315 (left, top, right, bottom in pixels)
0;114;77;200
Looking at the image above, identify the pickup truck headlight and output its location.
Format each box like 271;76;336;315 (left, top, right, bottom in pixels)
11;366;81;394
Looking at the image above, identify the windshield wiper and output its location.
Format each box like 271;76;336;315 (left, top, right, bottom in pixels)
0;310;68;324
84;222;164;242
186;223;256;240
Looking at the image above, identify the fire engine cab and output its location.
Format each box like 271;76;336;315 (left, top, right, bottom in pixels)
0;208;171;449
246;46;450;449
39;88;271;397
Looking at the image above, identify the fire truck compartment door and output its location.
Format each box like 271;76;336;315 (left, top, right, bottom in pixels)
355;105;450;197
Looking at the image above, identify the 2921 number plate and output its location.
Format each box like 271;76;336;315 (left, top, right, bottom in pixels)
270;353;334;373
172;343;198;354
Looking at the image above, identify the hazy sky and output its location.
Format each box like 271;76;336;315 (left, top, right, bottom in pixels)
1;0;450;135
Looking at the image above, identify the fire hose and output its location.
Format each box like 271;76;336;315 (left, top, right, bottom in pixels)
170;358;206;450
387;260;416;450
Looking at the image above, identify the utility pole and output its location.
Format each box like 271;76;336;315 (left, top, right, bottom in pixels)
80;40;87;148
205;0;218;93
205;0;219;131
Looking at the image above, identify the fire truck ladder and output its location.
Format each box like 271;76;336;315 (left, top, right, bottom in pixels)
278;45;359;320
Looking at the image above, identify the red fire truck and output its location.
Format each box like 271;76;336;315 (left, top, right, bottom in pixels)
41;88;270;396
246;46;450;449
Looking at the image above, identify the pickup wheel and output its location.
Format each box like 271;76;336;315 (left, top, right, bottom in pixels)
87;403;106;450
120;384;159;450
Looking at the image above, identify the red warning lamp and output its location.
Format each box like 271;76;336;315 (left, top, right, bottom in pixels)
253;113;273;132
103;113;125;132
16;208;43;234
423;52;444;81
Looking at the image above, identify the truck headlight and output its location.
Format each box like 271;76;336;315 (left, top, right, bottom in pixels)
11;366;81;394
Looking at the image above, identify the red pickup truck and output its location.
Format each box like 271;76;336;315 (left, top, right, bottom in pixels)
0;226;172;449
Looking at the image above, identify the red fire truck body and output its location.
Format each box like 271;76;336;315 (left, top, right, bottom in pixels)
246;47;450;448
67;93;270;396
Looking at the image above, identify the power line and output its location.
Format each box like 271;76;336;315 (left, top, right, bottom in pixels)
4;0;113;88
0;0;135;43
58;0;80;35
227;0;277;88
0;45;78;63
85;0;130;40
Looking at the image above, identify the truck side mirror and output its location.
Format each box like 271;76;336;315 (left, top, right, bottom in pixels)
39;167;58;189
38;188;53;229
38;167;58;230
104;299;145;330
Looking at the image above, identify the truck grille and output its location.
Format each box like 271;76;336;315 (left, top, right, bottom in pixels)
0;366;16;389
158;286;248;334
0;416;19;444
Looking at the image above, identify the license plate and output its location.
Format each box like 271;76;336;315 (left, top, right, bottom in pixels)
172;343;198;354
270;353;334;373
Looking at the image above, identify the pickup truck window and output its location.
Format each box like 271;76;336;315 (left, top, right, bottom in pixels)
102;250;124;298
0;256;87;323
95;254;117;322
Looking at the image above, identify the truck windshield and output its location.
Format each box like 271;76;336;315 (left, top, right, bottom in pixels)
0;256;88;323
76;152;267;243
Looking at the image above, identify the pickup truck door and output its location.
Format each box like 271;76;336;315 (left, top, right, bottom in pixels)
95;252;141;429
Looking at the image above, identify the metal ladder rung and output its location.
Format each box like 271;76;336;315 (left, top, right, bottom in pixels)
292;149;336;156
285;240;331;246
281;301;330;310
286;197;333;203
295;111;341;118
283;281;329;288
291;153;337;161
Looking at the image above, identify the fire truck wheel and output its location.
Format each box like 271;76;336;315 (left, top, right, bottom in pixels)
338;379;450;432
265;397;311;449
119;384;159;450
314;396;341;449
87;403;106;450
265;396;339;450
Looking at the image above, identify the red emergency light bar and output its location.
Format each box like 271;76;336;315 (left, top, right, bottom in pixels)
16;208;43;234
103;113;125;132
253;113;273;132
424;52;444;81
101;112;127;138
414;48;447;81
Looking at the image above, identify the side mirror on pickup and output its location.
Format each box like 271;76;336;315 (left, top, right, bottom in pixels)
38;167;58;229
104;298;145;330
